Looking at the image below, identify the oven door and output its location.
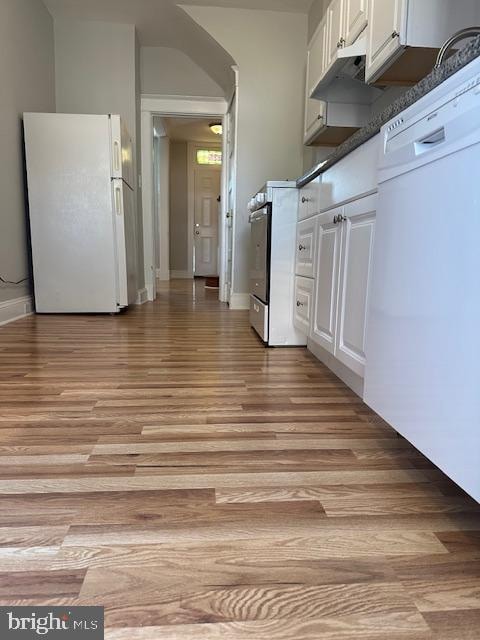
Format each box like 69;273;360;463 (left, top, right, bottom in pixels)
249;207;271;304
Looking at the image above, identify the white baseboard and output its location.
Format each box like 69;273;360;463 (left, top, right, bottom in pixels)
170;270;193;279
229;293;250;310
135;288;149;305
145;283;155;302
0;296;33;327
156;269;170;281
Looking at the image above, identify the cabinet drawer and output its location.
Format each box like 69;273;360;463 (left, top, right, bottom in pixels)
294;276;314;335
298;177;320;221
250;295;268;343
296;218;317;278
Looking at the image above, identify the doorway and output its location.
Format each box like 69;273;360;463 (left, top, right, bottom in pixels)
141;94;236;303
157;117;222;281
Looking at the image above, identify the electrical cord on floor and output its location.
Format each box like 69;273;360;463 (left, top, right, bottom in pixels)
0;275;30;286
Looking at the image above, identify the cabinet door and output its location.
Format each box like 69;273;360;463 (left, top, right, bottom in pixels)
325;0;345;73
296;217;317;278
294;276;314;335
366;0;406;83
307;17;327;97
344;0;368;45
304;86;326;144
310;208;343;354
335;195;376;376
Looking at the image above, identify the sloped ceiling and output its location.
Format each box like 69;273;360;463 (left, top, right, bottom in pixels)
177;0;314;11
43;0;236;95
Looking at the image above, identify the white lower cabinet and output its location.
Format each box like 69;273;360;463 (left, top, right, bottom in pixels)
294;276;314;335
310;206;344;354
335;196;376;376
296;217;317;278
309;193;377;378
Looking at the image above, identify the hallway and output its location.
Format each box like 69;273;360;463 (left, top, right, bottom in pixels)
0;279;479;639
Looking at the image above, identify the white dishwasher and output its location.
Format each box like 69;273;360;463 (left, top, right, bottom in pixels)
364;56;480;502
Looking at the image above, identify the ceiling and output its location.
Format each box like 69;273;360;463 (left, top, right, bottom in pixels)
176;0;314;12
158;117;222;143
43;0;236;94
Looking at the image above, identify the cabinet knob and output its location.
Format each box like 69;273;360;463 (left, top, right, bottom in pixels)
301;197;309;204
337;40;343;48
334;214;347;224
298;244;307;251
296;301;304;307
392;30;400;39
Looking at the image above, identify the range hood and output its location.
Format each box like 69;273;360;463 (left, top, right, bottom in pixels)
311;35;381;104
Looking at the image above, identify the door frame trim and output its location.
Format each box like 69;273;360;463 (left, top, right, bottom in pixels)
188;142;222;278
140;94;228;301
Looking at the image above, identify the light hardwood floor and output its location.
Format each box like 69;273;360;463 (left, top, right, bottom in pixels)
0;279;479;639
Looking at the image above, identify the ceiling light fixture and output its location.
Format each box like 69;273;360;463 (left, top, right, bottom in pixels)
209;122;223;135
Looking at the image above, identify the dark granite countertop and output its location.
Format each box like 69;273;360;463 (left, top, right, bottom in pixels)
297;34;480;188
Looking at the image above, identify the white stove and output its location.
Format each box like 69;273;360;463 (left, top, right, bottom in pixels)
248;181;306;347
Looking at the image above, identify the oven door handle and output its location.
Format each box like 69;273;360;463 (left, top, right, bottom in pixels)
249;207;270;223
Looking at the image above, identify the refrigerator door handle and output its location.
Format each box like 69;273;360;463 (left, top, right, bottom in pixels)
113;141;121;173
114;185;123;215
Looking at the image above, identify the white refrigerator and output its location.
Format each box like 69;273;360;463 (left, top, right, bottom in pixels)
24;113;138;313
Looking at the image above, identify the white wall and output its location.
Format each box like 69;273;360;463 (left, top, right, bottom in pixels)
184;7;307;299
0;0;55;303
54;18;144;288
169;140;190;274
153;133;171;279
308;0;328;40
141;47;224;97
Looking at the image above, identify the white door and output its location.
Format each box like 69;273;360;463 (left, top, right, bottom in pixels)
344;0;368;45
310;207;344;354
325;0;345;73
366;0;406;82
335;195;376;377
194;166;221;276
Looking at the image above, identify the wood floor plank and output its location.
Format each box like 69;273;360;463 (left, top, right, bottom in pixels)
0;278;478;638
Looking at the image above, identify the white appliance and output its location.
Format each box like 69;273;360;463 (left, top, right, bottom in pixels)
364;56;480;502
248;182;306;347
24;113;137;313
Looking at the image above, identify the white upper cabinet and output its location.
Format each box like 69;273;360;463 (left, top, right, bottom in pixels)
325;0;346;73
344;0;369;46
365;0;479;84
366;0;406;83
308;17;327;96
304;18;327;144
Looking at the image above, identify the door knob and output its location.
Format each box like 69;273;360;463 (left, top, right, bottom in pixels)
195;231;200;235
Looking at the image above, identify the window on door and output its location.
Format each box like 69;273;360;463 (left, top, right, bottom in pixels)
196;149;222;166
